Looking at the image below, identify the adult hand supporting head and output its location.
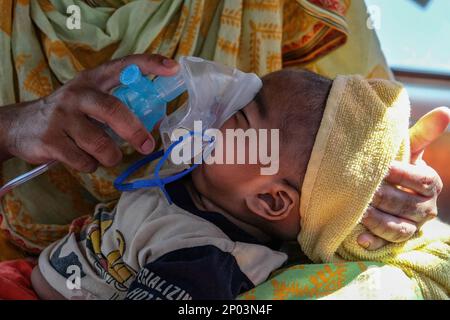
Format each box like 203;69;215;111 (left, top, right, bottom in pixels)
358;107;450;250
0;54;179;172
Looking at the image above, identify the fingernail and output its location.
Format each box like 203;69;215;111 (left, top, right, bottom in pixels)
359;240;370;249
163;58;177;68
140;138;154;154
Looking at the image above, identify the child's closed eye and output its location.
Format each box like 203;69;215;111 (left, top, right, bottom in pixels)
235;109;250;127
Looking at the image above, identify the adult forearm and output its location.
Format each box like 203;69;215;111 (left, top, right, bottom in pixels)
0;102;26;163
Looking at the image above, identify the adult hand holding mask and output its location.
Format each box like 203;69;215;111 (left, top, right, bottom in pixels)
0;54;179;172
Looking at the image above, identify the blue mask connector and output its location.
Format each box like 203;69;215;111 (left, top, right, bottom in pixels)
113;64;186;131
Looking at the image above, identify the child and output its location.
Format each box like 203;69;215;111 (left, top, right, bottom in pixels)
31;69;450;300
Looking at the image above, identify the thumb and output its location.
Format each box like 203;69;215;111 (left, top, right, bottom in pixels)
409;106;450;163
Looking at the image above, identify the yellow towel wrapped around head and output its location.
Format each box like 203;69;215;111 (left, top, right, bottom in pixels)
298;75;450;299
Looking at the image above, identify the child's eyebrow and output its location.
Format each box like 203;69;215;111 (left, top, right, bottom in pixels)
254;90;268;119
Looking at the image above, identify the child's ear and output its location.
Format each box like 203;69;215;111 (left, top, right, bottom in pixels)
245;182;299;221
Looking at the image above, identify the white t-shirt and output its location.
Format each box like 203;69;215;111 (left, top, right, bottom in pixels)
38;178;287;300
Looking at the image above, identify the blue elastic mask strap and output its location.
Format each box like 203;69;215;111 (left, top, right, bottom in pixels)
114;131;212;204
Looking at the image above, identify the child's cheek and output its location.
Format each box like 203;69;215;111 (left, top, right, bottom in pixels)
201;162;239;189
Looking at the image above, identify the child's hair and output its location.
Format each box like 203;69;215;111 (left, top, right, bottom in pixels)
258;69;332;183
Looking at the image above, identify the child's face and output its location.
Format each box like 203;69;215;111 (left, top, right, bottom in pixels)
191;73;305;240
192;98;271;211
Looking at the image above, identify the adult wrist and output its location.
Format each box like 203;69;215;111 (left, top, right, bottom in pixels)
0;101;32;162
